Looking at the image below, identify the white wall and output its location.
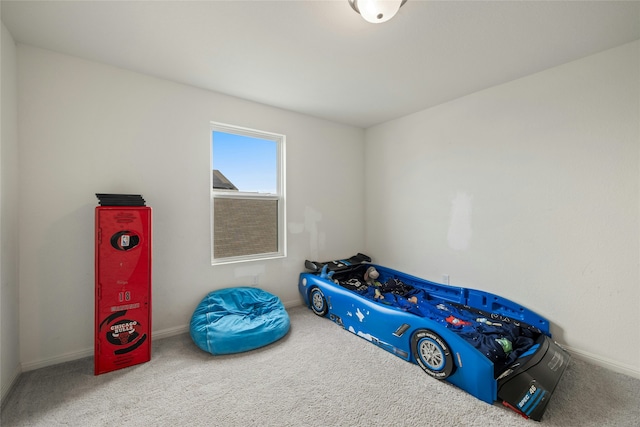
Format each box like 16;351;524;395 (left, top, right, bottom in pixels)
17;45;365;370
1;22;20;403
11;37;640;378
365;41;640;377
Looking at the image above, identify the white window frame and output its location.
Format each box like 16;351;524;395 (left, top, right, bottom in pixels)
210;121;286;265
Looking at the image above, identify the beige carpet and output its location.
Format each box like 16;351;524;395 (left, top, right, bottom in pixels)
2;305;639;426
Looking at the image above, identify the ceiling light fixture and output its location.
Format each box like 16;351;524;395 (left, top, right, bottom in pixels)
348;0;407;24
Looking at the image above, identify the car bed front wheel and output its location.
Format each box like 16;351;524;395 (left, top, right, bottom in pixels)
412;329;454;379
309;287;328;317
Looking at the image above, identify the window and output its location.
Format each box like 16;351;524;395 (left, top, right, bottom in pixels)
210;122;286;264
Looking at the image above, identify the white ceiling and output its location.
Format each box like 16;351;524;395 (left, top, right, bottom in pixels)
2;0;639;128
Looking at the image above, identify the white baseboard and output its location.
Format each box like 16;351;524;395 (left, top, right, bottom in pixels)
1;365;22;409
20;325;190;373
563;344;640;379
152;324;189;340
20;317;637;383
18;305;303;374
283;299;303;309
20;347;94;372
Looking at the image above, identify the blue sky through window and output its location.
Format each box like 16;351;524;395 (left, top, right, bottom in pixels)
212;131;277;194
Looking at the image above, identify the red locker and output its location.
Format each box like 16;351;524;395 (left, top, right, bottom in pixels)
95;198;151;375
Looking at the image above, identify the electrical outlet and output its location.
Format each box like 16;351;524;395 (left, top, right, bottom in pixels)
253;275;259;286
443;274;450;285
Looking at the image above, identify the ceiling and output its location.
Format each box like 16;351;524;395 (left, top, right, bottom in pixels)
2;0;639;128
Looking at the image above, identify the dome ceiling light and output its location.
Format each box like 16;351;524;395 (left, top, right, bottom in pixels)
348;0;408;24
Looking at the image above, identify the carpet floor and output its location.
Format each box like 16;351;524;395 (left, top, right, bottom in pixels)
2;305;639;426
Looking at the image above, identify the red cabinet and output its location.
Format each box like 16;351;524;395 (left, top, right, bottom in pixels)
95;202;151;375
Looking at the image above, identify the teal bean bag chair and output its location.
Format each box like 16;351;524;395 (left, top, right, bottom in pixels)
190;287;290;355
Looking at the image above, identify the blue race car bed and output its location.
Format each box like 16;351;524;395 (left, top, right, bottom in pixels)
299;254;570;421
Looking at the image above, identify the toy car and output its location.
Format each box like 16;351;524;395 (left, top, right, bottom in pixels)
298;254;570;421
